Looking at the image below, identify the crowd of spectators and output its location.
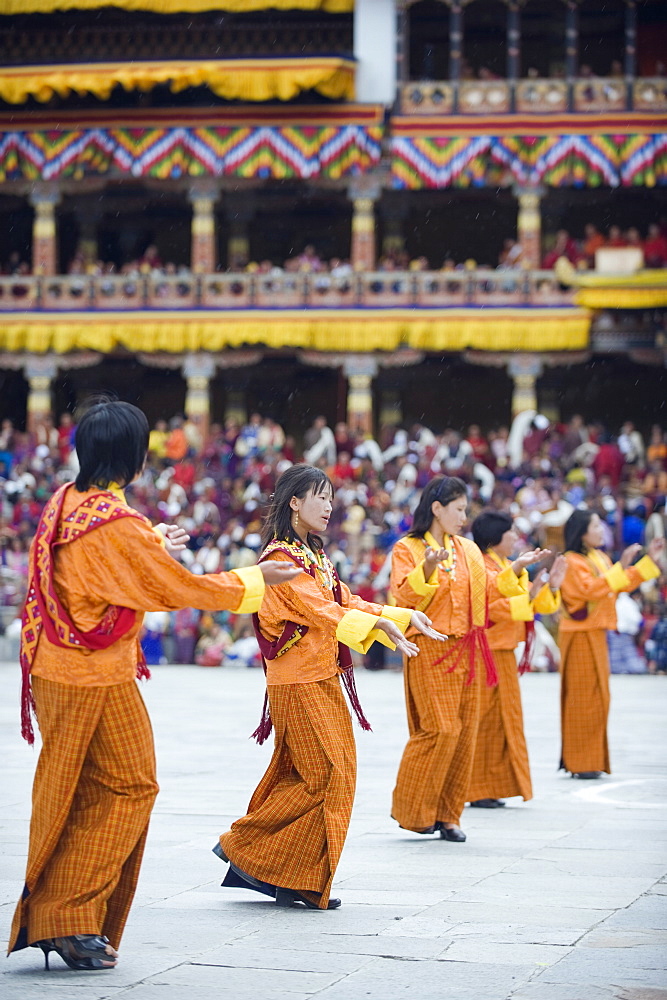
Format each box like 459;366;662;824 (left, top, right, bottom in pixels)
543;222;667;270
1;406;666;673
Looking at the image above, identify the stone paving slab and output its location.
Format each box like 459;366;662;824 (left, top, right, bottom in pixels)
1;665;666;1000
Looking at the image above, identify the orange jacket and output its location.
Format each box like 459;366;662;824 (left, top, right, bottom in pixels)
558;549;658;633
485;551;560;651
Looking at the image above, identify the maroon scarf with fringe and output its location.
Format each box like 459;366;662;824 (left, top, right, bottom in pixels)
250;540;371;744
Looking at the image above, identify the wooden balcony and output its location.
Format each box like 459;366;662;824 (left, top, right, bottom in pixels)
0;270;574;313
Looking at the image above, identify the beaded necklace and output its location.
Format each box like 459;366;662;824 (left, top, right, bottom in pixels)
294;539;335;592
424;530;458;580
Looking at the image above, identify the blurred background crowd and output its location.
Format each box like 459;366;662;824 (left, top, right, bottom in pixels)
1;407;666;674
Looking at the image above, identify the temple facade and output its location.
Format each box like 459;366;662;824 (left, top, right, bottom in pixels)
0;0;665;442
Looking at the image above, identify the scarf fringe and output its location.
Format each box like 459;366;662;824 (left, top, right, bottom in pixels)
251;690;273;745
341;666;372;731
518;620;535;675
20;650;36;746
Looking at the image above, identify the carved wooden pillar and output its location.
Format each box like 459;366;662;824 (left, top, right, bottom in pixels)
189;184;218;274
516;188;542;269
508;354;543;417
25;354;58;434
343;355;378;436
183;352;215;441
30;184;60;276
350;194;378;271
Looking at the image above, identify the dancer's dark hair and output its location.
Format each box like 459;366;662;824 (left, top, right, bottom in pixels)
472;510;513;551
75;400;149;491
409;476;467;538
564;509;595;554
261;463;333;552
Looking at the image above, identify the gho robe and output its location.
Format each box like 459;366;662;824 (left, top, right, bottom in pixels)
10;483;264;955
468;552;560;803
390;531;497;832
559;549;658;774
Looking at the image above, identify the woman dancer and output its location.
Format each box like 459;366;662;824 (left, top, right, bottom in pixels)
468;510;565;807
559;509;663;777
390;476;499;843
9;400;300;972
216;464;443;910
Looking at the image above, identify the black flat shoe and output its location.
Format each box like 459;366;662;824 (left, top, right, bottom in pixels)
214;842;276;899
275;888;341;910
439;825;467;842
469;798;506;808
571;771;603;779
34;935;117;971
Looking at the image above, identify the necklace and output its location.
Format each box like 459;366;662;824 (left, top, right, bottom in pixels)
295;539;335;592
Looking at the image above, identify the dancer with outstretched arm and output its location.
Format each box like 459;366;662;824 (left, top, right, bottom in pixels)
9;400;300;973
215;464;444;910
559;509;663;778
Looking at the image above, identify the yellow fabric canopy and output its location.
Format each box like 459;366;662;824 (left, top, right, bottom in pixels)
0;57;355;105
0;1;353;13
0;309;591;355
555;258;667;309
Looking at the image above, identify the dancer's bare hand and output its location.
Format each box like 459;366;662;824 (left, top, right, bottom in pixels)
548;554;567;591
512;548;551;576
423;545;449;577
260;562;303;586
620;543;642;568
155;522;190;553
410;609;448;641
375;618;420;658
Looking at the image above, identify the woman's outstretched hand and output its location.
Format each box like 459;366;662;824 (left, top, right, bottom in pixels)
511;548;551;577
375;618;421;658
155;523;190;553
410;609;448;642
259;562;303;586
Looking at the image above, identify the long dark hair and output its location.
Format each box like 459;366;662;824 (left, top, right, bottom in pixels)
472;510;513;551
75;399;149;491
409;476;468;538
564;509;594;554
261;463;333;552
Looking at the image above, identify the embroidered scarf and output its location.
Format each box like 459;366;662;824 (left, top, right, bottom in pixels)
20;483;150;744
250;538;371;744
400;533;497;687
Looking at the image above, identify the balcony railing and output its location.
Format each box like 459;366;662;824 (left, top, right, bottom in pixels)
399;77;666;115
0;270;574;312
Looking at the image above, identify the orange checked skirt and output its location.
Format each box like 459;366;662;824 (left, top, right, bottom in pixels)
219;674;355;910
559;629;611;775
9;677;158;954
468;648;532;803
392;635;482;831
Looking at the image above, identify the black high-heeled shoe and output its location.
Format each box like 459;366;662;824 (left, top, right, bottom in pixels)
275;888;341;910
35;935;117;971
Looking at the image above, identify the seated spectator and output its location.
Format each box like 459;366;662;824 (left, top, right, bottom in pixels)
542;230;579;269
606;225;627;248
165;416;189;463
644;224;667;268
582;223;605;265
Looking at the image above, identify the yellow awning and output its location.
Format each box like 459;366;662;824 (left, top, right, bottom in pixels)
0;57;356;105
0;1;353;13
0;309;591;355
555;258;667;309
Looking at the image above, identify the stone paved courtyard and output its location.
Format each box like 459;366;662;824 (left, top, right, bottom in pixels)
1;662;666;1000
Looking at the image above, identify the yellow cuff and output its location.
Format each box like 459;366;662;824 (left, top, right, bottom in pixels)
496;565;527;598
336;609;384;654
635;554;660;582
533;584;561;615
509;593;534;622
406;560;438;598
230;564;265;614
380;605;412;632
604;561;632;592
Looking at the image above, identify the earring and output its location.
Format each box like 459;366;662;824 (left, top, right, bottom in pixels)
294;510;299;529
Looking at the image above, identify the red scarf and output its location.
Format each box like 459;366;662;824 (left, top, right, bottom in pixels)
20;483;150;744
250;539;371;745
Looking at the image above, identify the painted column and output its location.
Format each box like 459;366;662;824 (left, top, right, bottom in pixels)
350;192;378;271
343;355;378;436
189;184;217;274
508;354;543;417
183;353;215;441
516;188;542;269
30;184;60;276
25;354;58;435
